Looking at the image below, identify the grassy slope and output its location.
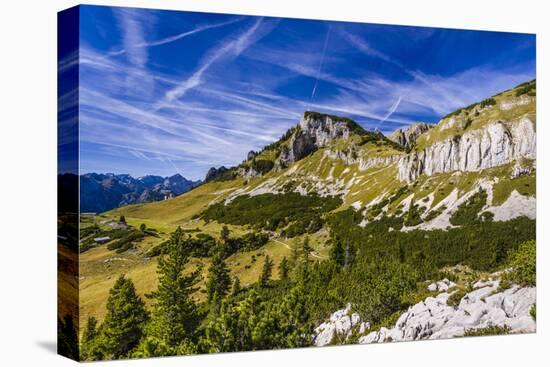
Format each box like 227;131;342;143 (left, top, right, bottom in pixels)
415;83;536;151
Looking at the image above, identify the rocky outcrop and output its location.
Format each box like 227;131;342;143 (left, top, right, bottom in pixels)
511;161;534;179
204;166;229;182
398;117;536;182
324;149;400;171
313;304;370;347
358;278;535;344
279;113;354;166
389;122;433;148
427;278;456;292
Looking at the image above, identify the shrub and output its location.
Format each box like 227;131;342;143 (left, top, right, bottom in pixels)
107;230;145;252
515;80;536;97
202;193;341;233
424;205;446;221
251;159;274;174
449;189;488;226
479;98;496;109
503;240;536;286
464;324;510;337
447;289;466;308
404;204;423;227
464;118;473;130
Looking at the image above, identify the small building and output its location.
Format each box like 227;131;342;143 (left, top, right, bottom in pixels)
94;236;111;243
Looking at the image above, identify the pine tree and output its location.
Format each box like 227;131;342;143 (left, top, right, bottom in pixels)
329;240;345;266
278;257;289;281
302;236;313;264
80;316;99;360
206;252;232;303
291;240;301;265
268;284;312;348
146;227;202;351
259;255;274;288
201;289;264;353
231;277;241;296
220;225;230;243
398;243;405;263
101;275;149;359
119;215;126;224
343;240;354;267
82;316;98;345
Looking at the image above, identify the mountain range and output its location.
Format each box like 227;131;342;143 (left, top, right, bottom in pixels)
79;173;201;213
111;80;536;230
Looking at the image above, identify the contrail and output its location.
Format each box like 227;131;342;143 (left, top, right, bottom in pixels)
375;96;402;130
310;25;332;101
107;17;243;58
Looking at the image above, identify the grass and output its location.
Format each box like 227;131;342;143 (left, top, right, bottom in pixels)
492;171;535;206
464;324;510;337
107;179;245;227
414;84;535;152
78;208;331;328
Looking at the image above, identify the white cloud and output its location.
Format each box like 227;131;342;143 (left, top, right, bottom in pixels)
113;8;152;68
157;18;272;109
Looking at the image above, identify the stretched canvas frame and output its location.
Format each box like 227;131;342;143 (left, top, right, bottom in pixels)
58;5;536;362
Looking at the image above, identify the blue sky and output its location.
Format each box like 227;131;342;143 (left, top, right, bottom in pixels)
68;5;535;180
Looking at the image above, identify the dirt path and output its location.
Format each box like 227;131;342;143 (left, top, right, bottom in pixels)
272;238;292;250
272;238;327;259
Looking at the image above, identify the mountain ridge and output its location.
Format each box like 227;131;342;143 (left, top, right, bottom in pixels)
79;172;201;213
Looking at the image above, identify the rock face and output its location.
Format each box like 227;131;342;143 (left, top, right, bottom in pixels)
324;149;400;171
389;122;433;148
398;117;536;182
313;304;370;347
358;278;535;344
279;114;354;166
204;166;229;182
427;278;456;292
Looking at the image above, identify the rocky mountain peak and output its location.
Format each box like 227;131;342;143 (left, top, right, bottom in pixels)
389;122;433;148
277;112;365;166
205;166;230;182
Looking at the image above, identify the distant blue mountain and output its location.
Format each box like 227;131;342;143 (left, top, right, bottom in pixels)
79;173;201;213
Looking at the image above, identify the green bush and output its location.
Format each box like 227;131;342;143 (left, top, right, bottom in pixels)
107;230;145;252
479;98;496;108
449;189;489;226
503;240;536;286
447;289;466;308
202;193;341;233
515;80;536;97
329;209;534;276
464;324;510;337
404;204;423;227
250;159;274;174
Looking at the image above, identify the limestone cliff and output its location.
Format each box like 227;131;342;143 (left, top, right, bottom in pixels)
398;117;536;182
389;122;433;148
278;112;355;166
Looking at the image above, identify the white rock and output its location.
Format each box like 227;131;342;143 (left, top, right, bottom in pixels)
313;304;370;346
484;190;536;221
398;117;536;182
427;278;456;292
358;277;535;345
